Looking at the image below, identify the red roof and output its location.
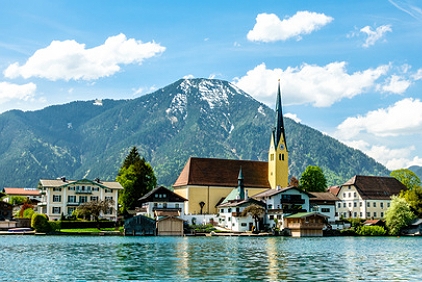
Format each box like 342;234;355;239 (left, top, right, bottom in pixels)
3;188;40;196
173;157;270;189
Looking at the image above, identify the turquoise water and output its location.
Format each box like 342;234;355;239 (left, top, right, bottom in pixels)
0;235;421;281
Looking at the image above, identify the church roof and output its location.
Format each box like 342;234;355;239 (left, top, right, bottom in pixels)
173;157;270;188
341;175;406;200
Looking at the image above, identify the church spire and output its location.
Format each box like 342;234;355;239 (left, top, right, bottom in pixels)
236;166;245;200
274;80;287;152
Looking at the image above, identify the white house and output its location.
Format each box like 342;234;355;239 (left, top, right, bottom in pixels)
309;192;339;225
252;186;311;230
37;177;123;221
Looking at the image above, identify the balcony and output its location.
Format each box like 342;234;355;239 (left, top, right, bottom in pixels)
67;202;80;206
280;195;305;204
37;202;47;207
75;189;92;194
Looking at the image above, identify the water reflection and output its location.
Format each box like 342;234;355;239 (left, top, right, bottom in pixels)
0;236;422;281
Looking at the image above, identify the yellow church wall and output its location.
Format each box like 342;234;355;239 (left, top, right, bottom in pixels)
174;185;269;215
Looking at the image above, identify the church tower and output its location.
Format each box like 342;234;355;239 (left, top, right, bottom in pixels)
268;81;289;189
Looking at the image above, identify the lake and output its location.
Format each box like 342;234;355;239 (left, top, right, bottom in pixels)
0;235;421;281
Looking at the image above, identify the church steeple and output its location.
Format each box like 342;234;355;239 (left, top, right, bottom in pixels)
274;80;287;152
268;80;289;189
236;166;245;200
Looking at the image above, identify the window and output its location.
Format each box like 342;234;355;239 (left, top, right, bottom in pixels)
220;209;224;213
52;207;61;214
353;212;357;218
354;192;357;198
154;203;158;207
354;202;357;207
270;154;274;161
338;203;341;208
268;204;273;209
228;208;231;213
367;212;370;218
360;212;362;218
163;203;167;208
92;187;99;192
53;195;61;202
381;212;384;218
79;196;87;203
348;192;351;198
343;203;346;208
360;202;362;207
175;204;180;208
380;202;384;209
53;187;61;192
348;202;351;207
90;196;99;202
68;207;75;215
269;215;274;220
105;196;113;201
68;195;76;203
105;188;112;193
373;212;377;217
373;202;376;207
321;208;330;213
387;202;390;208
343;193;346;198
68;186;75;191
367;202;370;207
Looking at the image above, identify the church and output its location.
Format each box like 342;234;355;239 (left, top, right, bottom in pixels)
173;82;289;215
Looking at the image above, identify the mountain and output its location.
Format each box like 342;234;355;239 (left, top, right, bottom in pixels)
409;166;422;181
0;78;390;188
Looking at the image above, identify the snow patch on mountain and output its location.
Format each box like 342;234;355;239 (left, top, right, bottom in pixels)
166;92;187;123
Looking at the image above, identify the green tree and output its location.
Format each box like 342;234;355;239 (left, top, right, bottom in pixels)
385;196;415;235
300;166;327;192
400;186;422;217
75;199;114;222
391;168;421;190
117;146;157;213
241;204;265;232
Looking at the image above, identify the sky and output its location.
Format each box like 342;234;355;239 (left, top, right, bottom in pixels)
1;0;422;171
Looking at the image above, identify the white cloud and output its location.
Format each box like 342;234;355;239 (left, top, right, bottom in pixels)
336;98;422;138
284;113;301;123
412;68;422;80
378;74;411;94
360;25;392;48
233;62;389;107
0;82;37;104
247;11;333;42
183;74;195;79
3;33;166;81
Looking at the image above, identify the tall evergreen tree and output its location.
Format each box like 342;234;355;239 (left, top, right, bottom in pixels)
300;165;327;192
117;146;157;213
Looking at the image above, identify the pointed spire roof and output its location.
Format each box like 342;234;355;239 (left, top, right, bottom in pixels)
273;80;287;151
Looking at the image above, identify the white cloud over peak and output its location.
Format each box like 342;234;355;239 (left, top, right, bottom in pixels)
360;25;392;48
0;82;36;104
233;62;388;107
3;33;166;81
337;98;422;139
284;113;301;123
378;74;411;94
247;11;333;42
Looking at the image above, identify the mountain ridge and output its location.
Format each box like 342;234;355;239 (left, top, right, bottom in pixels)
0;78;391;188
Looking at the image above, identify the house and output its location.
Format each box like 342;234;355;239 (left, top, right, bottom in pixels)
283;212;328;237
335;175;407;220
309;192;339;225
137;186;187;236
173;82;289;215
253;186;311;230
217;168;267;232
2;187;42;203
0;201;13;221
138;186;187;218
37;177;123;221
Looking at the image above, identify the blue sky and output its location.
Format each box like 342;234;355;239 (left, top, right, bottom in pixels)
1;0;422;171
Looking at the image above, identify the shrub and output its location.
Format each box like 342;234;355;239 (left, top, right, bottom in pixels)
23;208;34;219
49;221;61;232
357;225;386;236
31;213;52;233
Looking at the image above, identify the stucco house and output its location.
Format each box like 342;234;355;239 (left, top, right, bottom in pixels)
2;187;42;203
37;177;123;221
335;175;407;220
253;186;311;230
309;191;339;225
